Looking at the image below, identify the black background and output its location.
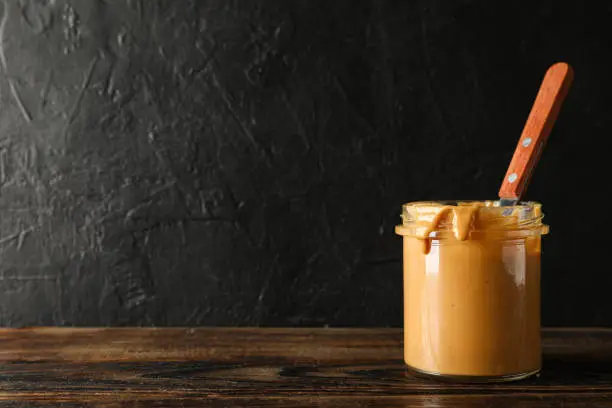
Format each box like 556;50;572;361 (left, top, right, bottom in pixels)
0;0;607;327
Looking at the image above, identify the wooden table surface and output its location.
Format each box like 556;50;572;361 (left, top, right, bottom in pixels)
1;328;612;407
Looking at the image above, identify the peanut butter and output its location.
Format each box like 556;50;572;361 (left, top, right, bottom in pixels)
395;201;548;380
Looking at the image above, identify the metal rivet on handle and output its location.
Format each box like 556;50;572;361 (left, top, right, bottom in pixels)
508;173;518;183
522;137;532;147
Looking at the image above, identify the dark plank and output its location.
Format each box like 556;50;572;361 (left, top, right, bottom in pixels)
1;328;612;406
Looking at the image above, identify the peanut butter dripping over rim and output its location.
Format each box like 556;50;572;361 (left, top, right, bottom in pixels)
395;201;547;255
413;203;479;254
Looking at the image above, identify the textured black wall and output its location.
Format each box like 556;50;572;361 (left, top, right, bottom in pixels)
0;0;608;326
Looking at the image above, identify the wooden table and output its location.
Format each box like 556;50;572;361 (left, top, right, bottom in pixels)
1;328;611;406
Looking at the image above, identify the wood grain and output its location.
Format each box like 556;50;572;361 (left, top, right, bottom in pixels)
499;62;574;200
1;328;612;406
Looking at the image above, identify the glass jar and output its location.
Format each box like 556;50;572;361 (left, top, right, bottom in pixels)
395;201;549;382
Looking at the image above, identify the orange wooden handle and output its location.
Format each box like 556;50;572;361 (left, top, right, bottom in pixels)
499;62;574;200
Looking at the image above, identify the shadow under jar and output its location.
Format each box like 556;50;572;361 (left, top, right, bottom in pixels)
395;201;549;382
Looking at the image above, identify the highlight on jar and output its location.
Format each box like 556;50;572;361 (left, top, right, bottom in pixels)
395;62;573;383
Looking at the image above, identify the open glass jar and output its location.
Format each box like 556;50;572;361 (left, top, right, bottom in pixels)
395;201;549;382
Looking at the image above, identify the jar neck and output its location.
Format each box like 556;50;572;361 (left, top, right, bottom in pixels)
396;201;548;240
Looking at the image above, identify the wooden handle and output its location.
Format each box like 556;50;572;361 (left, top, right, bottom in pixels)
499;62;574;200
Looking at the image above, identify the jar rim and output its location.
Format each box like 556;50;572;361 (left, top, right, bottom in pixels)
402;200;541;209
397;200;548;238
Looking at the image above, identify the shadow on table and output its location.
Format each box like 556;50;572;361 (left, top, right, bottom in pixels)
536;352;612;384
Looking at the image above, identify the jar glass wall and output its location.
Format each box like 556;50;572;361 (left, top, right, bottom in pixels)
395;201;548;382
